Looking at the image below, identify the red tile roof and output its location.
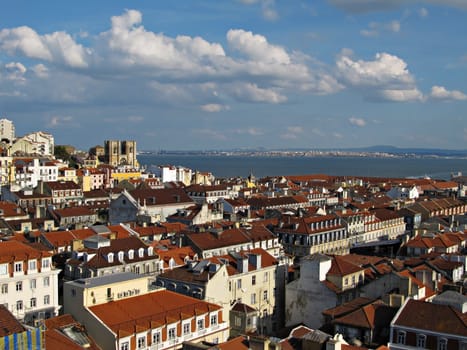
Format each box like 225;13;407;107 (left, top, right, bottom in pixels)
89;289;222;336
0;305;25;337
393;299;467;336
0;240;51;264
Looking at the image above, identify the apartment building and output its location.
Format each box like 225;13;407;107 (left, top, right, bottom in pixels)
388;297;467;350
0;241;60;324
276;214;349;258
156;248;282;335
64;273;228;350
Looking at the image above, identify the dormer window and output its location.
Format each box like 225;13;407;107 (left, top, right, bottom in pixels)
15;262;23;273
108;253;114;263
28;260;37;271
147;247;154;256
128;250;134;260
42;259;50;269
138;248;144;258
416;334;426;348
118;251;124;262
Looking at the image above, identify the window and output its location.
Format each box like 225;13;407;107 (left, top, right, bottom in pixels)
120;341;129;350
183;323;190;335
252;275;256;285
237;279;242;289
263;290;268;300
416;334;426;348
30;298;36;308
168;328;176;340
42;259;50;268
1;284;7;294
344;277;349;285
397;331;406;344
251;293;256;304
44;295;50;305
152;332;161;344
16;300;23;311
210;314;217;326
137;336;145;349
29;260;37;271
16;281;22;291
15;262;22;272
43;277;50;287
197;318;204;330
437;338;447;350
228;281;231;291
235;316;242;327
30;279;36;289
263;272;268;282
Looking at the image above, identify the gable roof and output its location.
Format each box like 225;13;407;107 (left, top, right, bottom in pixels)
186;228;251;251
89;289;221;337
0;305;25;337
393;299;467;336
328;255;364;277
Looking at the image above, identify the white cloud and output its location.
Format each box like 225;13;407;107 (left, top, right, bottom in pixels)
31;63;48;78
430;85;467;101
336;50;424;102
3;62;27;81
227;29;289;64
103;9;225;73
231;83;287;103
349;117;366;127
0;26;89;68
47;115;75;127
0;9;341;109
200;104;229;112
360;20;401;37
261;0;278;21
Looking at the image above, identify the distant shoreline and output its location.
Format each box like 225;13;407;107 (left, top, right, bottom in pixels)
138;150;467;160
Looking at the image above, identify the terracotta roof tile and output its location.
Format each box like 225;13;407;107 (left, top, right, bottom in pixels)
89;289;222;336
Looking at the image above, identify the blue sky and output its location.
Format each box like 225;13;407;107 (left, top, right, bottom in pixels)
0;0;466;151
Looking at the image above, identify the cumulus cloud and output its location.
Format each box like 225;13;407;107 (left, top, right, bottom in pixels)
349;117;366;127
0;9;342;110
2;62;27;81
430;86;467;101
336;50;424;102
231;83;287;103
227;29;289;64
0;26;89;68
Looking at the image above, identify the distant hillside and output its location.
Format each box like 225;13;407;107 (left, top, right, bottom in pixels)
343;145;467;157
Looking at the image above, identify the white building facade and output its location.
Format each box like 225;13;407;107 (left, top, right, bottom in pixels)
0;241;61;325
